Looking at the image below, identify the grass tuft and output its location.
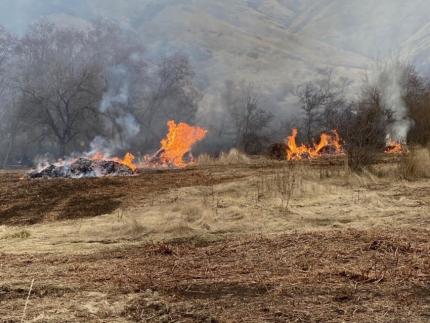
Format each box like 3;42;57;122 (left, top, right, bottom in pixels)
197;149;250;166
2;230;31;240
398;147;430;179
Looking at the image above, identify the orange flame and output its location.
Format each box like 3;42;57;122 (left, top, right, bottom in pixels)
120;152;137;172
385;140;407;155
159;120;208;167
90;151;137;172
286;128;344;161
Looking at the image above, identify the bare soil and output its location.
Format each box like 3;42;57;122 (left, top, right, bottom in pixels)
0;167;246;226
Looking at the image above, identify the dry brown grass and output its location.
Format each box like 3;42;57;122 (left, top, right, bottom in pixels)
398;147;430;179
2;156;430;256
256;165;303;210
1;228;430;322
1;158;430;321
197;148;251;166
0;229;31;240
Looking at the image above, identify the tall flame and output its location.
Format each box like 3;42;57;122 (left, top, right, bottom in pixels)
286;128;344;161
159;120;208;167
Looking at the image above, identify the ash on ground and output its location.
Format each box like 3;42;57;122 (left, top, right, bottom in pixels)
29;158;135;179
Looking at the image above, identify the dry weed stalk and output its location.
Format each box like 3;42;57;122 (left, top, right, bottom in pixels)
256;165;302;211
21;279;34;322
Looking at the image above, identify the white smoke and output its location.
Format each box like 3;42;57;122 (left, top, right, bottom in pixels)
100;82;129;113
100;65;130;111
99;64;141;150
372;61;413;143
86;136;113;157
116;113;141;139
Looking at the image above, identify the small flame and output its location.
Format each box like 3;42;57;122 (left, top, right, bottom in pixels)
159;120;208;167
121;152;137;172
286;128;344;161
91;151;105;161
90;151;137;171
385;140;407;155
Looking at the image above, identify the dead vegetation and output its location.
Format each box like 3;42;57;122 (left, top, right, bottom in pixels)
398;147;430;179
0;156;428;252
1;229;430;322
1;158;430;321
196;148;251;166
255;164;302;210
0;229;31;240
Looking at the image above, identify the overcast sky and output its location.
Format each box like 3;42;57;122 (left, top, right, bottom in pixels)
2;1;430;76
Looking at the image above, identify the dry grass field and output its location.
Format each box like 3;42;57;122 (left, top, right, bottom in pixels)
1;155;430;322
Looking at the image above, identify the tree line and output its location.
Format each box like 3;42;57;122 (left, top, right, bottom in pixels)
1;19;430;170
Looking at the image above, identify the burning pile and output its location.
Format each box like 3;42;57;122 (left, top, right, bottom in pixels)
286;128;344;161
385;140;408;155
29;154;136;179
144;120;208;167
29;120;208;179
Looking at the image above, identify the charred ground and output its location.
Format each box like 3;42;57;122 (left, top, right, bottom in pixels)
0;167;246;226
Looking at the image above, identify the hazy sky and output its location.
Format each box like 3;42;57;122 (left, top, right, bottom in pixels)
2;1;430;84
1;0;429;139
0;0;90;33
2;0;430;56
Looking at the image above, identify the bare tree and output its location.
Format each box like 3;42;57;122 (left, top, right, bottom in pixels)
296;70;351;142
16;21;105;157
403;64;430;145
320;77;350;131
89;19;147;149
0;26;17;166
0;26;14;94
296;82;329;143
229;83;273;154
0;26;14;118
137;53;200;150
340;86;393;171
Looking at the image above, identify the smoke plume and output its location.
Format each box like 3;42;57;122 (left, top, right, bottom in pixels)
373;61;413;142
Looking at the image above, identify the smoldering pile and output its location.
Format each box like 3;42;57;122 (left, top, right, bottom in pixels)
29;158;135;179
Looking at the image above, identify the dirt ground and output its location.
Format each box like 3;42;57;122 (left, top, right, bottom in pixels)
1;158;430;322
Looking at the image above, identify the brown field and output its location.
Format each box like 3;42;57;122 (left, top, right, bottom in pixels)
1;156;430;322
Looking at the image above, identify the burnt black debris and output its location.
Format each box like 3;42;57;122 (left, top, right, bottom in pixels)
29;158;135;179
268;143;287;160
